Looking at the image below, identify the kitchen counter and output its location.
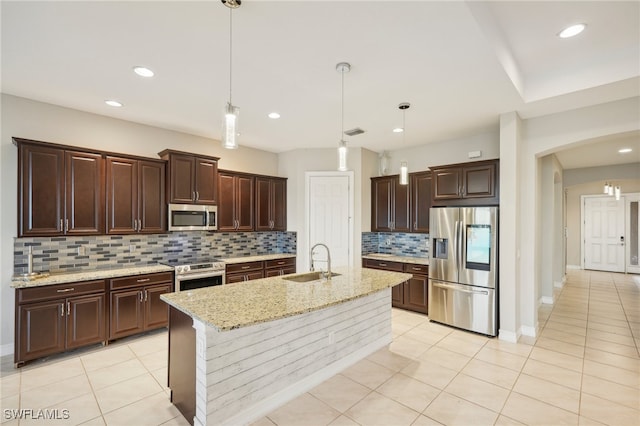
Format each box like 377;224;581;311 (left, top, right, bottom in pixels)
161;266;411;331
222;253;296;264
10;264;174;288
163;267;410;425
362;253;429;265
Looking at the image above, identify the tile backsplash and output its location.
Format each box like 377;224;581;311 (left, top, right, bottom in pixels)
361;232;429;258
14;231;297;275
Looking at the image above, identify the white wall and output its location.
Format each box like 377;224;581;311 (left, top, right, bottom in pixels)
539;155;564;304
0;94;279;354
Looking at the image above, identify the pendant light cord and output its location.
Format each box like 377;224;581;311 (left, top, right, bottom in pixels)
229;7;233;105
341;68;345;140
402;109;406;146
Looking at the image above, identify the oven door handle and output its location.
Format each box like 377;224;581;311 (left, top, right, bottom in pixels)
176;270;225;282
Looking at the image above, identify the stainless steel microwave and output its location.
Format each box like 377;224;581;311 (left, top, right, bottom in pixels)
168;204;217;231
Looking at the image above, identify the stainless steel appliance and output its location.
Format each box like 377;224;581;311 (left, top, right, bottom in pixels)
428;206;498;336
168;204;217;232
165;258;226;292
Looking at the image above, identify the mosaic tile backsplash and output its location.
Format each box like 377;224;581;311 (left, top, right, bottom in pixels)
361;232;429;258
14;232;297;275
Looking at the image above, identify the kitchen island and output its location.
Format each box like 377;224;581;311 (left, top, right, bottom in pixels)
160;267;411;426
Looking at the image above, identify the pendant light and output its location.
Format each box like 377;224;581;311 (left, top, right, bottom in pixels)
398;102;410;185
221;0;241;149
336;62;351;171
615;186;621;201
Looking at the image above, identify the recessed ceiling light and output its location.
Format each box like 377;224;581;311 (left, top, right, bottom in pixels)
133;66;154;77
618;148;633;153
558;23;586;39
105;100;123;107
268;112;281;119
392;128;404;133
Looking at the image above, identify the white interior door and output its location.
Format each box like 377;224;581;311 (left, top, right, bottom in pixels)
583;196;625;272
307;173;353;270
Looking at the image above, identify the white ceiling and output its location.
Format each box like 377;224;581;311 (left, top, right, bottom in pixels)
2;1;639;167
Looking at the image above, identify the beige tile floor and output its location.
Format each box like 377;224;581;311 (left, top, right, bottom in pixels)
1;270;638;425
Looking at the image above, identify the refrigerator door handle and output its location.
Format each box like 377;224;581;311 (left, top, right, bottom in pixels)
432;281;489;296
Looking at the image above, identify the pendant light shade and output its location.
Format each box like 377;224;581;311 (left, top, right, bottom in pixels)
221;1;240;149
604;182;610;194
336;62;351;171
615;186;621;201
399;161;408;185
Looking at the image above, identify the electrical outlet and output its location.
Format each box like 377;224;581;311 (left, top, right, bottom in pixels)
77;246;86;256
129;244;136;253
386;238;391;246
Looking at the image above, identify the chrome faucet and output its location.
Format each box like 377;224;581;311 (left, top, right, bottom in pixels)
310;243;332;280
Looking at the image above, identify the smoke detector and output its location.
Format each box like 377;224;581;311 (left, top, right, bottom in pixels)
344;127;365;136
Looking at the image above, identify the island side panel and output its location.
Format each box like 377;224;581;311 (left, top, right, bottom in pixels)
168;307;196;425
197;288;392;426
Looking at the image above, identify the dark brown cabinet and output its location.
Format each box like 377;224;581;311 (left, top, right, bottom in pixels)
108;272;173;340
106;156;166;234
15;280;106;364
371;176;410;232
159;150;219;205
255;177;287;231
226;257;296;283
362;258;428;314
410;172;432;233
218;171;254;231
16;140;104;237
264;257;296;277
432;160;499;206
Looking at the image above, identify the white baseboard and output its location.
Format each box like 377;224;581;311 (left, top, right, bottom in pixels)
520;325;537;337
554;279;564;289
498;329;519;343
0;343;13;357
566;265;581;270
540;296;554;305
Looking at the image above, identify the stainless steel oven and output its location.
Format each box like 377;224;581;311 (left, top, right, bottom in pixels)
169;258;226;292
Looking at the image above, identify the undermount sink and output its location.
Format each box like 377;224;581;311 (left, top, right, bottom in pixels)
282;272;341;282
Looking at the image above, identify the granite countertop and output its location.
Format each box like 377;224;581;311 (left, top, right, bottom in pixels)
362;253;429;266
223;253;297;264
161;267;411;331
11;264;174;289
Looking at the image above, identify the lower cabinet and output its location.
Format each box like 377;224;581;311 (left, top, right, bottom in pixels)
15;280;106;365
108;272;173;340
362;258;428;314
226;257;296;283
264;257;296;277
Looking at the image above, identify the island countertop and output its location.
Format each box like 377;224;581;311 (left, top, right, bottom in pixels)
161;267;411;331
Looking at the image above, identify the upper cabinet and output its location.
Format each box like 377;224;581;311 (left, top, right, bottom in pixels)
16;139;104;237
410;171;432;233
218;171;254;232
431;159;499;206
159;150;219;205
106;156;166;234
255;177;287;231
371;176;410;232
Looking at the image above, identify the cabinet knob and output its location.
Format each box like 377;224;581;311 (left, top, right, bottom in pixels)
60;303;64;317
59;219;64;232
65;219;69;233
139;291;144;302
66;301;70;316
196;191;200;201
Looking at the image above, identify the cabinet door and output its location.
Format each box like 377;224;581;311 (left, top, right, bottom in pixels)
235;175;254;231
272;178;287;231
66;294;106;349
194;157;218;205
225;273;246;284
138;160;166;233
371;177;393;232
144;283;171;330
433;167;462;200
255;177;272;231
463;163;496;198
109;289;144;340
19;144;64;237
106;157;137;234
217;172;237;231
393;178;410;232
391;284;403;308
169;154;196;203
403;276;428;314
411;172;432;233
65;151;104;235
17;300;65;362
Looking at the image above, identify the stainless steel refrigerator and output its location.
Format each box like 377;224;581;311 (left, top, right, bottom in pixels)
428;206;498;336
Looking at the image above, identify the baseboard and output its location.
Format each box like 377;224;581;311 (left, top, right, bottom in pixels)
540;296;554;305
0;343;13;357
498;329;519;343
520;325;537;337
554;279;564;289
566;264;581;270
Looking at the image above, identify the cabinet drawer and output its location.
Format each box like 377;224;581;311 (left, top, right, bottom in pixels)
18;280;106;304
226;261;263;274
403;264;429;275
109;272;173;291
265;257;295;269
362;259;403;272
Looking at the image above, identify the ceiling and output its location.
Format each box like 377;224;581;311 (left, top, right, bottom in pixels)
2;1;639;168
